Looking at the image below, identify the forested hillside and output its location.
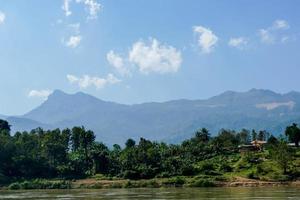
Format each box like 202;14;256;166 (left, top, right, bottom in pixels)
1;119;300;189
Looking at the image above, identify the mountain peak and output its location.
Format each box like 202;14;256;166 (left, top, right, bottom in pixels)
50;89;68;97
49;90;93;100
11;88;300;144
50;90;93;98
248;88;277;95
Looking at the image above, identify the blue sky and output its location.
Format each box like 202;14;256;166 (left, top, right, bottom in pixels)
0;0;299;115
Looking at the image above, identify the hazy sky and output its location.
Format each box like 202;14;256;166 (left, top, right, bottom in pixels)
0;0;300;115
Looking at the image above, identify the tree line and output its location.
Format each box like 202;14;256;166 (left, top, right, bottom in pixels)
0;119;299;184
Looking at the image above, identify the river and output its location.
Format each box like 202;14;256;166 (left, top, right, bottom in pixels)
0;187;299;199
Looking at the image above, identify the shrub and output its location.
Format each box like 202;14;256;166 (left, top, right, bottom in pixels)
93;174;107;180
123;170;140;180
20;181;33;189
197;161;216;175
145;180;160;188
219;162;233;172
88;183;103;189
269;174;290;181
156;172;171;178
190;179;215;187
8;182;21;190
246;171;258;179
213;176;228;181
124;180;133;188
163;176;185;186
181;164;196;176
9;179;71;190
110;182;123;188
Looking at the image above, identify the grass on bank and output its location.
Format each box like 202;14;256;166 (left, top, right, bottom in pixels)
8;179;71;190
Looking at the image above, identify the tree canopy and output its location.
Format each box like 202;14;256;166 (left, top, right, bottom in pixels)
0;119;299;185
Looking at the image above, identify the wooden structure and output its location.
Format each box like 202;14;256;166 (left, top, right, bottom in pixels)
238;140;267;152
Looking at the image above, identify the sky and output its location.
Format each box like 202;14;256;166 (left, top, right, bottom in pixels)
0;0;300;115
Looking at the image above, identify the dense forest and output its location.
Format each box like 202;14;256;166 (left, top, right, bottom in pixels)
0;119;300;188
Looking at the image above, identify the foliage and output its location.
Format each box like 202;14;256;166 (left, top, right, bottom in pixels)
0;119;299;187
8;179;71;190
269;140;295;174
285;123;300;147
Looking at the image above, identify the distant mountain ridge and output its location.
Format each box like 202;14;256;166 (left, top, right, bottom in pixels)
4;89;300;145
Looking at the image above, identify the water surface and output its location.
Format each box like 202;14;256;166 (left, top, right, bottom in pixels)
0;187;299;199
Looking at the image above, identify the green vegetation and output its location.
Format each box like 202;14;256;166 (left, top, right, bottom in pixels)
0;119;300;189
8;179;71;190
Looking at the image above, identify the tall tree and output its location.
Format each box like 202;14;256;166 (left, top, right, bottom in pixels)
285;123;300;147
0;119;10;136
251;129;257;141
238;129;250;144
270;140;294;174
195;128;210;143
125;138;136;148
258;130;268;141
91;142;109;174
73;128;95;165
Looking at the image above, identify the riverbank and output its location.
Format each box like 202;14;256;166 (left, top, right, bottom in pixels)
72;177;300;188
3;176;300;190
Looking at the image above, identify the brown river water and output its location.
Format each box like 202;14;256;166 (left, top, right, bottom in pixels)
0;187;299;199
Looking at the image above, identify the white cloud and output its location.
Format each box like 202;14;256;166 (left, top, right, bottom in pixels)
281;36;289;43
0;11;5;24
61;0;102;21
76;0;102;19
128;38;182;74
228;37;248;49
107;50;131;76
272;20;289;30
28;90;53;99
67;74;121;89
258;19;290;44
62;0;72;17
66;74;78;83
68;23;80;34
193;26;218;54
61;23;81;48
258;29;274;44
65;35;82;48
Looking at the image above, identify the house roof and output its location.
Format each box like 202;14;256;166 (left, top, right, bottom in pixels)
251;140;267;144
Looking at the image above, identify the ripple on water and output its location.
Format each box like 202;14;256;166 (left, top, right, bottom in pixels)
0;188;300;200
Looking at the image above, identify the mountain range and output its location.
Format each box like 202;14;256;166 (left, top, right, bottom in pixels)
3;89;300;145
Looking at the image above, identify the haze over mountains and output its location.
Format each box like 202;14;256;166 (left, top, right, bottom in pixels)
4;89;300;145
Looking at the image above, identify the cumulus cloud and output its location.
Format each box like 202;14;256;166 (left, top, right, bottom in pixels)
28;90;53;99
258;29;274;44
62;0;72;17
193;26;218;54
67;74;121;89
258;19;290;44
61;0;102;20
106;50;130;76
65;35;82;48
0;11;5;24
76;0;102;19
272;20;289;30
128;38;182;74
228;37;248;49
61;23;81;48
